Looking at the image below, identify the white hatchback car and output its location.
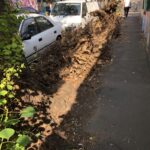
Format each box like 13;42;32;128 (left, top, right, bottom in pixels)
19;14;62;58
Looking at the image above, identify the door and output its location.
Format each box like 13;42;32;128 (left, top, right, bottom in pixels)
35;16;58;47
21;18;44;57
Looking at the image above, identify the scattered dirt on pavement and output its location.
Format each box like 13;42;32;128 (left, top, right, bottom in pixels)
15;1;121;149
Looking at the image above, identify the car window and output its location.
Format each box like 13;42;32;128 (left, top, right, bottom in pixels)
51;3;81;16
21;18;38;37
82;3;87;17
35;17;54;32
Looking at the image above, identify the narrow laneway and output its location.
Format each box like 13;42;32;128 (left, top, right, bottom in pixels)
85;14;150;150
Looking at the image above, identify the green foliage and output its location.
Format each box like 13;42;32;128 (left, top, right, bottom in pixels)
20;107;36;118
4;119;20;127
0;2;36;150
0;128;15;140
0;99;7;106
0;91;8;96
16;135;31;147
0;14;24;70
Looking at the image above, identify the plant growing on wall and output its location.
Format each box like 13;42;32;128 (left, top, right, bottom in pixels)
0;1;36;149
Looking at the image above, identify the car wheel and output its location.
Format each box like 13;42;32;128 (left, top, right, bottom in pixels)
56;35;62;41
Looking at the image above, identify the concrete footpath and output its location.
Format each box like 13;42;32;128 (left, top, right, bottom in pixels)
85;15;150;150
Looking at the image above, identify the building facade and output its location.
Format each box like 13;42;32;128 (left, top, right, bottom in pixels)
142;0;150;50
12;0;37;9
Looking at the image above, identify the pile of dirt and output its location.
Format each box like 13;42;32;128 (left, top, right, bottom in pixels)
16;1;121;149
31;10;119;84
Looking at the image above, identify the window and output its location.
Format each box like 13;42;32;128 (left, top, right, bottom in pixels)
21;18;38;37
35;17;54;32
51;3;81;16
82;3;87;17
143;0;150;11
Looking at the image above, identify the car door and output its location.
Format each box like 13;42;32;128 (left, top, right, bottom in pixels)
21;18;44;57
35;16;58;47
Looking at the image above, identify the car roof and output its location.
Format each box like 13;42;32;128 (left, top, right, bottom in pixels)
56;0;85;4
17;13;56;24
18;13;40;17
20;6;37;10
17;13;45;19
21;6;35;8
19;13;58;24
25;13;41;18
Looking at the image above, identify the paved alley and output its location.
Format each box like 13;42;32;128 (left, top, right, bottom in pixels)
85;15;150;150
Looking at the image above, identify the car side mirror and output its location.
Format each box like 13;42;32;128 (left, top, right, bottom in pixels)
22;33;32;41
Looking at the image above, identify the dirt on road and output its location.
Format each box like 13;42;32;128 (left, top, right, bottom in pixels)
15;1;121;149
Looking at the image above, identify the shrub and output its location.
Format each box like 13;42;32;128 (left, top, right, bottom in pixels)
0;2;35;150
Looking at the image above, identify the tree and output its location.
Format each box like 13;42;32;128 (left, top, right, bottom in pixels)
0;0;5;15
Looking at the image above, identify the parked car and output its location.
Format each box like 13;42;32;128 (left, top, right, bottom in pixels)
19;14;62;58
50;0;100;29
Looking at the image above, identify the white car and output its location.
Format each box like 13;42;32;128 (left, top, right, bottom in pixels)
50;0;100;29
19;14;62;58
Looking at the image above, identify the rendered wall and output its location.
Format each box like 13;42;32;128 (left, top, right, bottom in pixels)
143;12;150;50
142;0;150;50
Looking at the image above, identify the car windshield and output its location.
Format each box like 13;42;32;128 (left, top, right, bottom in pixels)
51;3;81;16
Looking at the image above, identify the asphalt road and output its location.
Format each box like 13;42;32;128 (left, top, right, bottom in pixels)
84;15;150;150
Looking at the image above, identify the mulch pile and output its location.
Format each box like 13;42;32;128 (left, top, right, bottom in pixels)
15;0;121;149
